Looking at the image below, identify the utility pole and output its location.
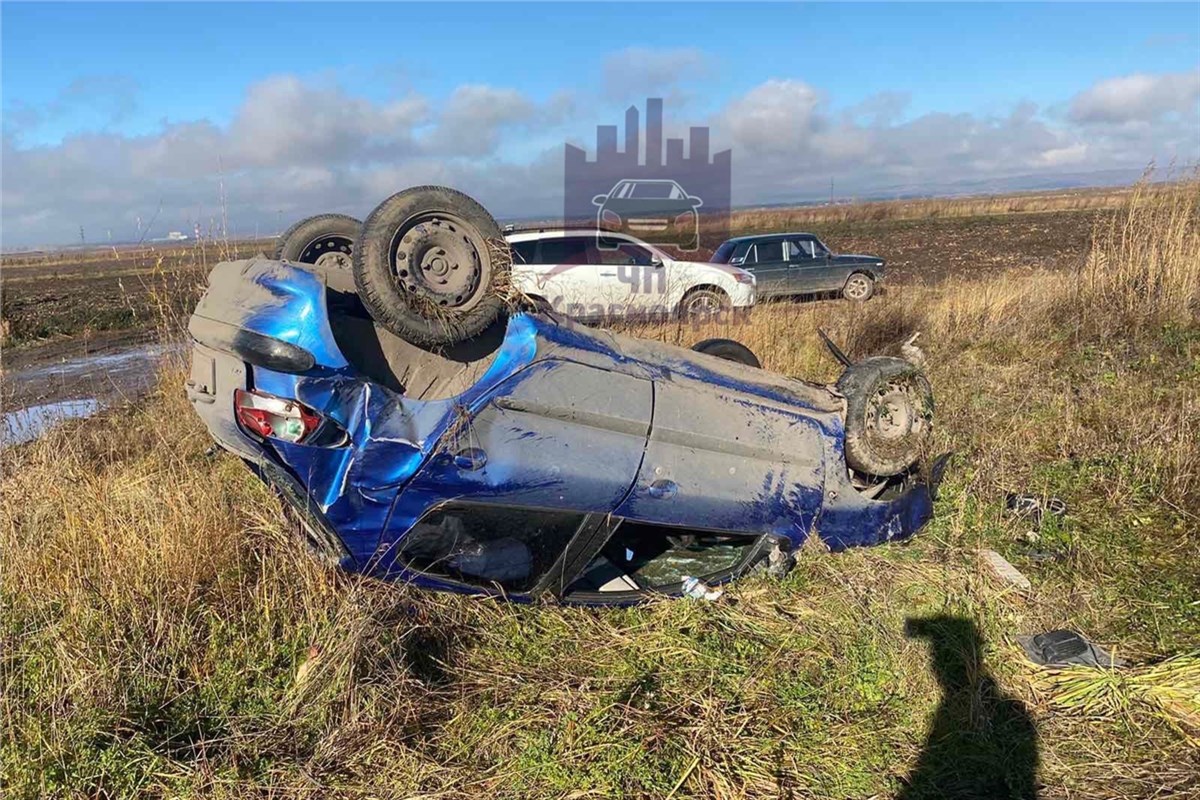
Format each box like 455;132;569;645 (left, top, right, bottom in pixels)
830;177;834;206
79;226;86;246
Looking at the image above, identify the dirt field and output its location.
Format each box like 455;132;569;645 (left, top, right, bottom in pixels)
1;239;268;364
0;207;1102;368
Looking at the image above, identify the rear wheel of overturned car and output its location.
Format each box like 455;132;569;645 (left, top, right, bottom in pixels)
354;186;509;348
275;213;361;270
680;288;731;320
838;356;932;477
691;338;761;368
842;272;875;302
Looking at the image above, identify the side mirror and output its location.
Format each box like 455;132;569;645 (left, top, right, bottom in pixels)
688;196;704;208
650;255;663;267
592;194;608;205
730;256;745;266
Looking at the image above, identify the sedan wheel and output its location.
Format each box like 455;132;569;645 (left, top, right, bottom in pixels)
843;273;875;301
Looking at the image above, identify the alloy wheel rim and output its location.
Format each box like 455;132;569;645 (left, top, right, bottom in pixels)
688;294;720;315
847;276;870;298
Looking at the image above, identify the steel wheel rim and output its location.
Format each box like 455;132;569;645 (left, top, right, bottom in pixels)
866;379;928;443
300;236;353;267
390;212;489;311
846;276;870;299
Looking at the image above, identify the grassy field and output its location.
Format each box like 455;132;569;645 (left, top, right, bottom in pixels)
2;182;1198;798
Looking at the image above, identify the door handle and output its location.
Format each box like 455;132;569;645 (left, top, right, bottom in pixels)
647;479;678;500
599;271;617;277
452;447;487;471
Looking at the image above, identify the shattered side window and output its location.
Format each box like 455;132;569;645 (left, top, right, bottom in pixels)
569;522;760;594
398;503;586;593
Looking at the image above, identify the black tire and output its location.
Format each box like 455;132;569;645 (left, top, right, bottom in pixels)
691;338;761;368
842;272;875;302
520;294;554;314
679;287;730;319
275;214;361;270
353;186;509;348
837;356;933;476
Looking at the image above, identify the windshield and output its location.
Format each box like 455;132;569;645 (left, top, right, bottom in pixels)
711;241;739;263
628;181;686;200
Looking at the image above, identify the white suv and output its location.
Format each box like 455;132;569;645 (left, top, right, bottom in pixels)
506;229;756;320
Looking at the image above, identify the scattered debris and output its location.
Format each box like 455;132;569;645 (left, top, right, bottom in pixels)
765;539;796;578
681;576;724;601
1019;629;1126;668
900;331;927;368
979;548;1032;591
1005;493;1068;529
1022;546;1075;563
816;327;853;367
1035;651;1200;740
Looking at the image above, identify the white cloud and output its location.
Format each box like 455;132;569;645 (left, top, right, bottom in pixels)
601;47;710;101
424;85;535;156
706;76;1196;204
1035;142;1089;167
2;66;1198;247
718;79;823;157
1069;71;1200;124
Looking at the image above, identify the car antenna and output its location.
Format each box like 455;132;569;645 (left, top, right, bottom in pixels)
817;327;853;367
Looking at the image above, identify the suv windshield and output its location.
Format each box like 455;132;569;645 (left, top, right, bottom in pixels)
625;181;686;200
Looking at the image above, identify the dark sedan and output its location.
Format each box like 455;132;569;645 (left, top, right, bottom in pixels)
711;233;884;301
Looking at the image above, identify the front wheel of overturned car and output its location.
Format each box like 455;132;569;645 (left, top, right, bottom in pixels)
275;213;361;270
842;272;875;302
691;338;761;368
354;186;509;348
838;356;933;477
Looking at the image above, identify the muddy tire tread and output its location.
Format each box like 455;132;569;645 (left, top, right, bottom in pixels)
353;186;506;349
837;356;932;476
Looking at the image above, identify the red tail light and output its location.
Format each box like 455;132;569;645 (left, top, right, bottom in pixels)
234;389;346;446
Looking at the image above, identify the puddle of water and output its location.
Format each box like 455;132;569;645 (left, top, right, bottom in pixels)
3;398;102;446
10;342;176;382
3;341;184;445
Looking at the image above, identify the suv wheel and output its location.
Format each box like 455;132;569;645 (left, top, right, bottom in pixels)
680;288;730;319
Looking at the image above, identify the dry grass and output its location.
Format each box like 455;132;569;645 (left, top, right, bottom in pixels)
2;180;1199;798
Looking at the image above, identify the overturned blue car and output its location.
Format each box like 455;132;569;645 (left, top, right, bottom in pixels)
186;186;937;605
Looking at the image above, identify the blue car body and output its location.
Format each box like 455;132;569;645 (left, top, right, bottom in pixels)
186;258;935;604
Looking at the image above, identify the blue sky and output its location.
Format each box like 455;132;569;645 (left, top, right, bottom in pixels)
3;2;1198;245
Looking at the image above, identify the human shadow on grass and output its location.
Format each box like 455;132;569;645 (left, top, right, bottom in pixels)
900;615;1039;800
